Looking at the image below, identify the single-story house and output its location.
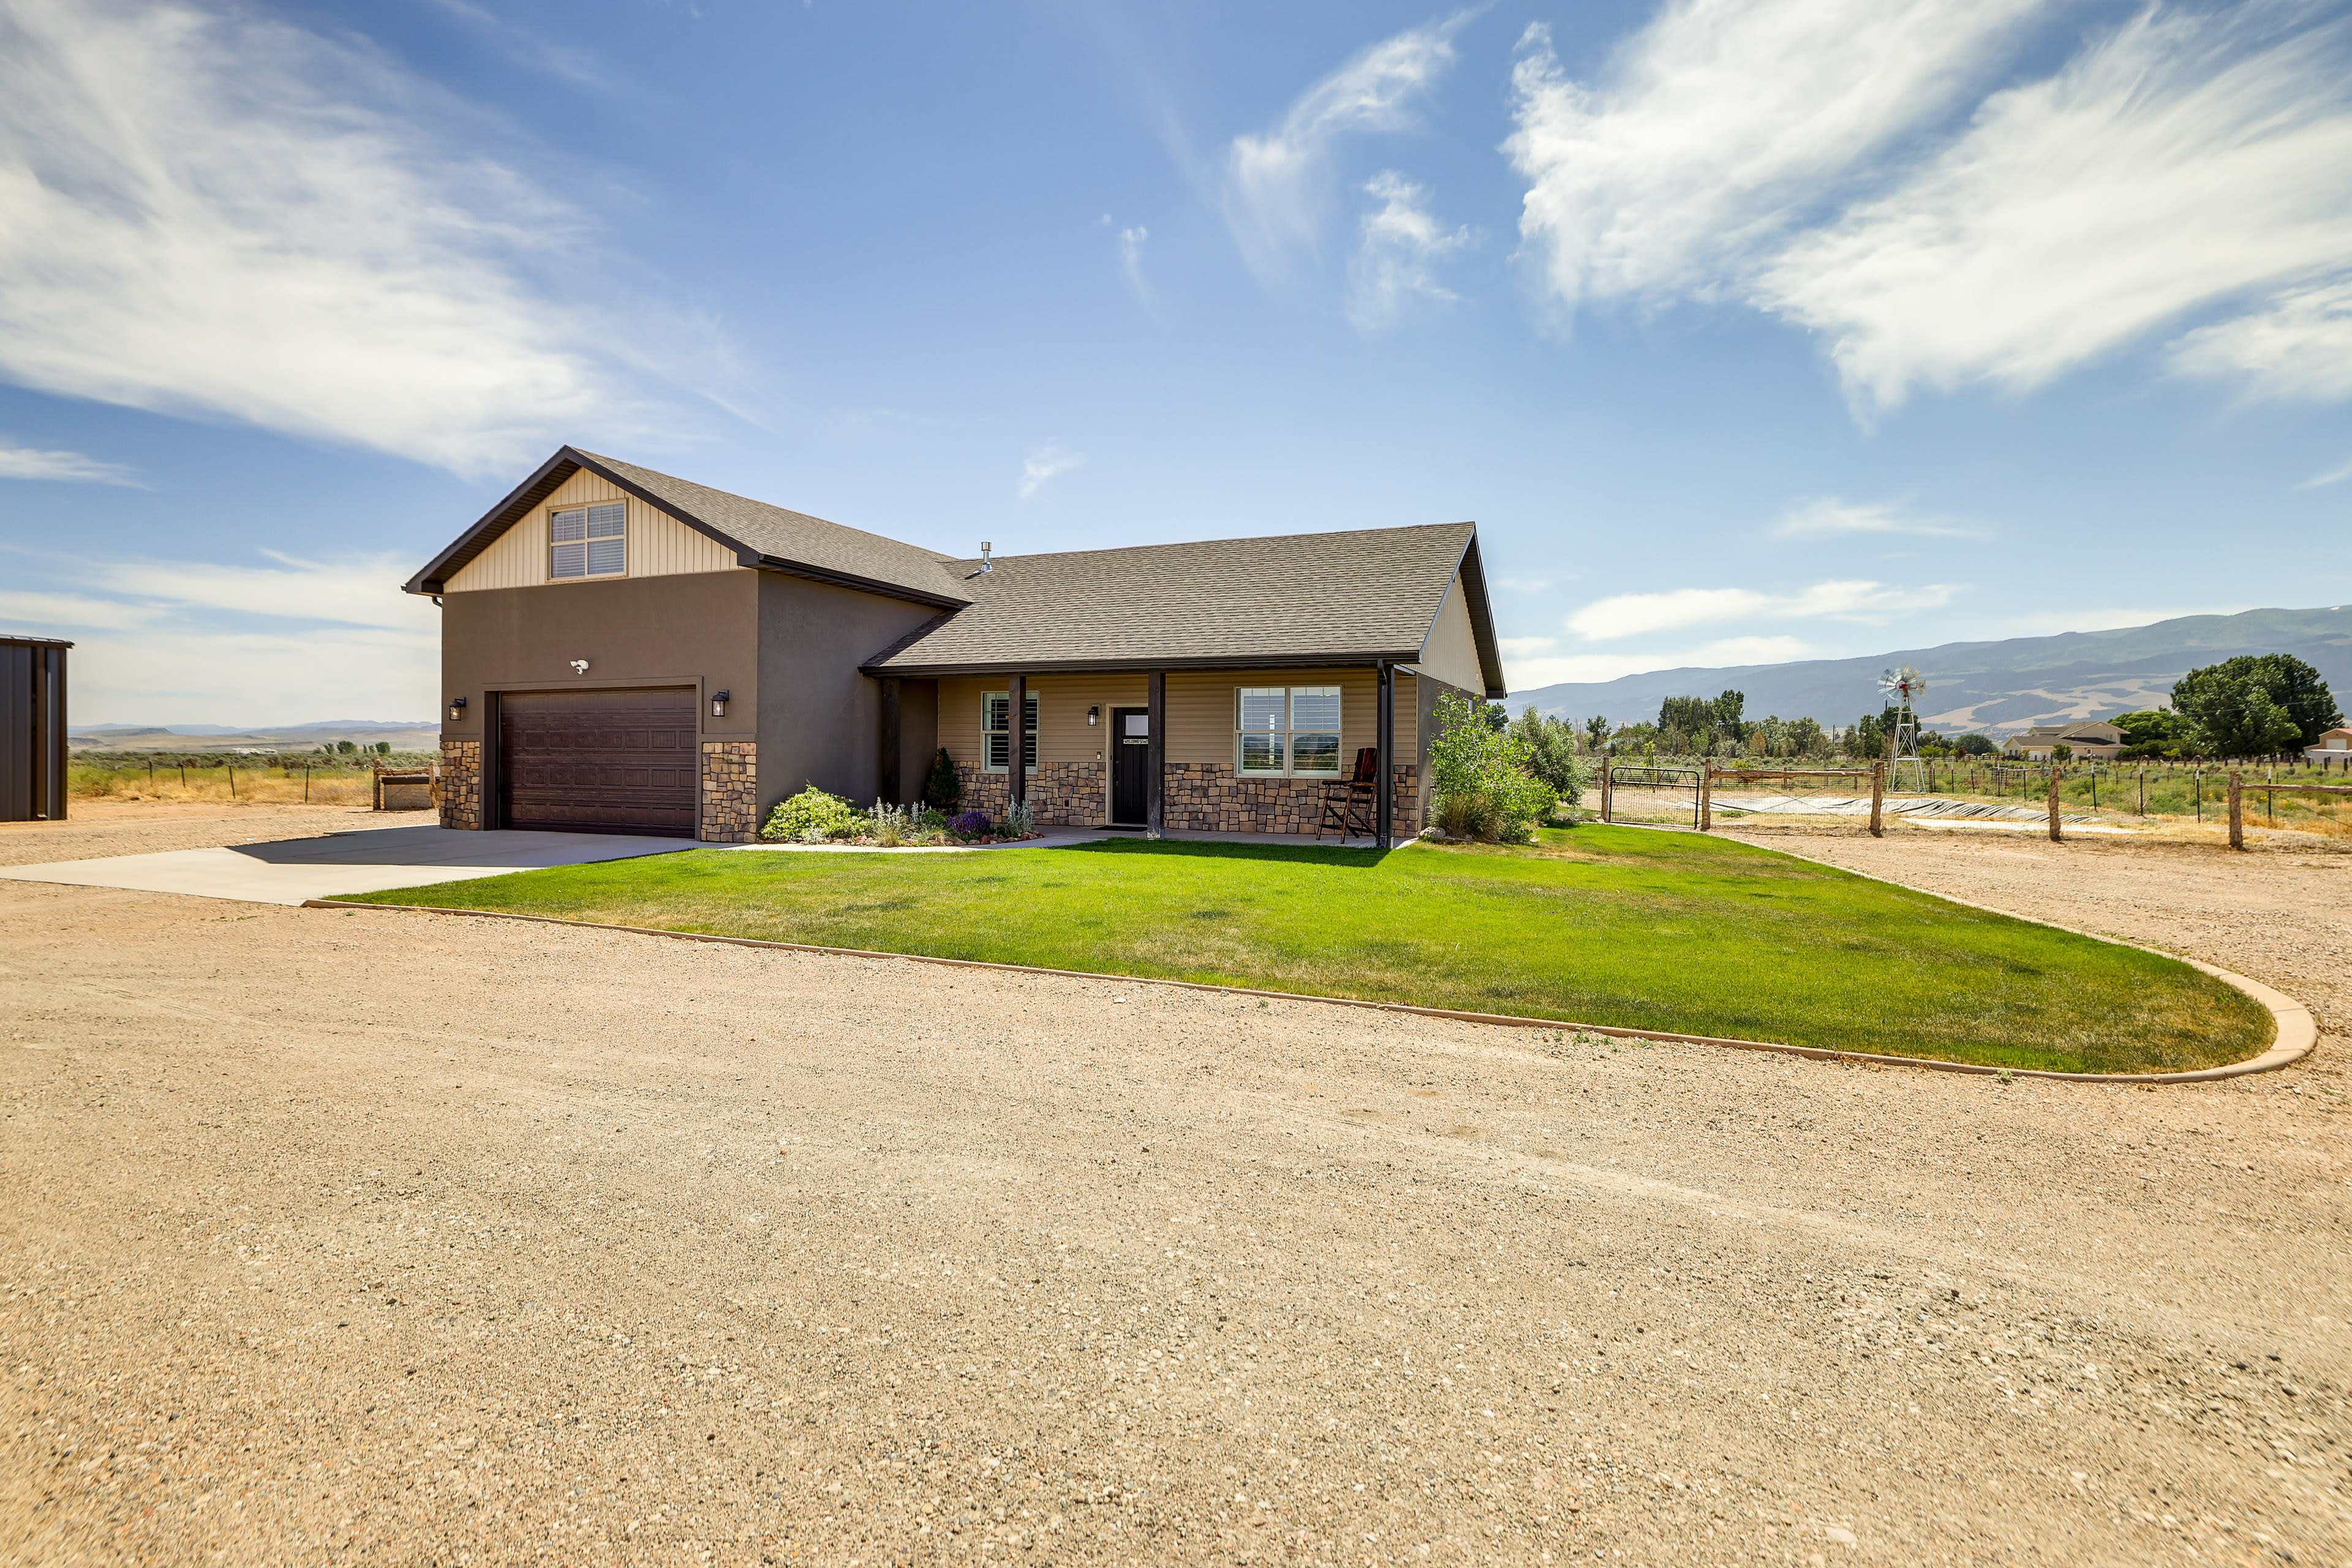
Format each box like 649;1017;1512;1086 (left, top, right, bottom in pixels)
2308;726;2352;763
2002;721;2124;761
404;447;1506;846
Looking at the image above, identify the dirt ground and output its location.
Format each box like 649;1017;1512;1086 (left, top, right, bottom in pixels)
2;810;2346;1567
0;801;437;868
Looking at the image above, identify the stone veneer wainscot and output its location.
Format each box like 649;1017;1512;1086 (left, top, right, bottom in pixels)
701;741;760;843
438;738;481;830
950;758;1419;837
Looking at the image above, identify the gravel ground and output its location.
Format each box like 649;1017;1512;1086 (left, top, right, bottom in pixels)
0;803;435;868
2;812;2346;1567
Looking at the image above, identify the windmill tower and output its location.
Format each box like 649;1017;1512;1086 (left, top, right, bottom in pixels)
1879;665;1928;791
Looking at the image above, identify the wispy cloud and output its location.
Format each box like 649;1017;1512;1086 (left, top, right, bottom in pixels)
0;0;695;476
1762;7;2352;410
1505;4;2036;314
1017;442;1085;499
2304;453;2352;489
1347;172;1474;329
0;440;141;486
1502;634;1821;692
0;544;440;723
1224;13;1469;281
1118;224;1152;302
1507;2;2352;410
1769;496;1980;540
1566;579;1960;641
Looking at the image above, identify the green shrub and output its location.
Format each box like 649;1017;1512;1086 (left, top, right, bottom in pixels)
1428;691;1556;843
761;786;864;842
922;748;962;811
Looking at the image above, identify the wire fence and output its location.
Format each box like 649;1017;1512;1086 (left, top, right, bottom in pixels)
68;753;443;808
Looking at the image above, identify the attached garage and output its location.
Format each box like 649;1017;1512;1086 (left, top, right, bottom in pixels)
499;687;698;837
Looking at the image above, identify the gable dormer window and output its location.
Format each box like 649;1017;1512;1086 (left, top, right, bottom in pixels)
550;502;626;579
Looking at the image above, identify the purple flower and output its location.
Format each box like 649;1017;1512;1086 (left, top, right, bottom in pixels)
946;810;991;838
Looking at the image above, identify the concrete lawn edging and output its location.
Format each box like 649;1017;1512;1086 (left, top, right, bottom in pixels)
301;897;2315;1087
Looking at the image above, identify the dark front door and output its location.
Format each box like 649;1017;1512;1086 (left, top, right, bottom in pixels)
1110;706;1150;826
499;687;698;837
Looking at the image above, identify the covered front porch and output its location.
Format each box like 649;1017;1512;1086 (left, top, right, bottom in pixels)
873;662;1430;847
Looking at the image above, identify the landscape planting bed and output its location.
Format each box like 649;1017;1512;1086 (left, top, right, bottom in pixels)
349;825;2271;1074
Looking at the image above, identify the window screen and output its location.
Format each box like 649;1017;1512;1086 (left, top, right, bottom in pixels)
550;502;626;579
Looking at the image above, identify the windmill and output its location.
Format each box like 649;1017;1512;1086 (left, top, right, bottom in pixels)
1879;665;1928;791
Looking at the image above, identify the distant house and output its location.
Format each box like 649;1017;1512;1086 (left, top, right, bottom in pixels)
2308;726;2352;764
404;447;1506;846
2003;721;2124;761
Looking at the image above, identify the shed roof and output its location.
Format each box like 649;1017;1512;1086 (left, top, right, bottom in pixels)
863;522;1505;695
404;447;974;608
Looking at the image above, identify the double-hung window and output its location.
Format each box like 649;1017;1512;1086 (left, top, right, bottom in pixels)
1237;685;1341;777
983;691;1038;772
550;502;627;579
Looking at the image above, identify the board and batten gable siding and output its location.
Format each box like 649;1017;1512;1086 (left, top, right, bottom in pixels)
935;668;1417;772
444;466;739;592
1404;572;1485;696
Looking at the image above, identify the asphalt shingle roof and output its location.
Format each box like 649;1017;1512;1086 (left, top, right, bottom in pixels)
864;522;1492;684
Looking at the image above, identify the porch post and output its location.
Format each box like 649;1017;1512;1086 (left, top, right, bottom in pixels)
1376;661;1395;850
1146;671;1165;839
1007;673;1027;812
879;677;902;805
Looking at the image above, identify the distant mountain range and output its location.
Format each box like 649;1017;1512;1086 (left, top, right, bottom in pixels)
70;720;440;753
1511;606;2352;736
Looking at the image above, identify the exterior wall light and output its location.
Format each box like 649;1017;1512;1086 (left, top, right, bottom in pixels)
569;658;590;674
711;690;731;718
448;695;468;722
1087;705;1099;726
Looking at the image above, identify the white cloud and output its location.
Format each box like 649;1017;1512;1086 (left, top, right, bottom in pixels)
1770;496;1979;540
1224;14;1468;281
2171;279;2352;402
0;0;690;476
1760;8;2352;409
1347;172;1474;329
2305;454;2352;489
0;441;141;485
1017;442;1085;499
1118;225;1152;301
1502;635;1821;692
1505;4;2037;312
1508;2;2352;409
0;545;441;723
1566;578;1958;640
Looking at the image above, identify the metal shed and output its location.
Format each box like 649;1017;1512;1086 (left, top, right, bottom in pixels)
1;634;71;821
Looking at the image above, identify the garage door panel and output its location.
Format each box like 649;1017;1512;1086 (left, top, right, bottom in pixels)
500;688;698;837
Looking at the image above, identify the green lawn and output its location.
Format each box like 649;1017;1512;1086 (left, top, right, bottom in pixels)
347;827;2271;1074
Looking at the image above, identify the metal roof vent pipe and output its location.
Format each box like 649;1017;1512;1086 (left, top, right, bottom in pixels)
979;541;992;571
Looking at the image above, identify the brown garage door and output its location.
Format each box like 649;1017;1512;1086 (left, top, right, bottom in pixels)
499;688;698;837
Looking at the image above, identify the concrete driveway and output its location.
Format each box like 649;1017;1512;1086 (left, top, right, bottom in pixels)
0;823;707;905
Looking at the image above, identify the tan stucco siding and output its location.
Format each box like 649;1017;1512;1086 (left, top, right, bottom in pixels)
933;668;1416;776
445;467;739;592
1405;572;1486;695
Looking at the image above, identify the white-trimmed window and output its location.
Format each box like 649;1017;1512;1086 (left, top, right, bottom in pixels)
550;502;627;579
1237;685;1341;777
983;691;1038;772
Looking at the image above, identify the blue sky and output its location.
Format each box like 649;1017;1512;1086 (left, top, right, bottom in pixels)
1;0;2348;724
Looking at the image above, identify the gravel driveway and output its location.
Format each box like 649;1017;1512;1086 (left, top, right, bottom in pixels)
1;813;2344;1566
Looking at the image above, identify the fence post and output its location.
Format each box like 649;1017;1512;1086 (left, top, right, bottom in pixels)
2046;767;2061;843
2228;772;2243;850
1869;763;1884;838
1600;761;1613;824
1698;766;1712;832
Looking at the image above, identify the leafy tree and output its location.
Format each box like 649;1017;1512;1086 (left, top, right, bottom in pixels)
335;739;357;755
2050;743;2073;762
1711;688;1745;736
1510;707;1583;804
2173;655;2341;748
1951;733;1997;756
1787;715;1829;758
2175;671;2301;756
375;741;392;754
1584;714;1612;752
1657;694;1713;737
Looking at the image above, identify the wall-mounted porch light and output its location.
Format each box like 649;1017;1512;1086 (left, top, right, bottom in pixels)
569;658;590;674
448;695;469;722
1087;705;1099;726
710;690;731;718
